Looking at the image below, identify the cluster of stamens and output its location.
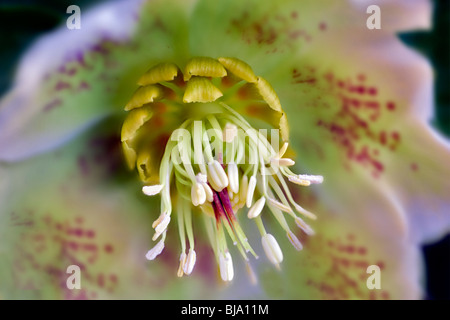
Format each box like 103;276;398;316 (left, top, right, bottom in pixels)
121;57;323;282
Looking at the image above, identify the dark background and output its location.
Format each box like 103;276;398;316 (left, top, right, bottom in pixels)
0;0;448;300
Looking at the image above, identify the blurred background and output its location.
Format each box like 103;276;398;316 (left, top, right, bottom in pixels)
0;0;448;299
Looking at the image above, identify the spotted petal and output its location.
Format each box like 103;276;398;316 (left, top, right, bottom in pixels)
0;0;143;162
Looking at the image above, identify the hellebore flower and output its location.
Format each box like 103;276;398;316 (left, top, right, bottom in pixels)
0;0;449;299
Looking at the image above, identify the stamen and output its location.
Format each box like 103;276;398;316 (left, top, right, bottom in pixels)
295;216;315;236
287;175;311;186
227;162;239;194
183;249;197;275
146;236;165;260
223;123;238;143
239;175;249;207
201;182;214;202
153;213;171;241
142;184;164;196
247;196;266;219
246;176;257;208
124;57;323;282
268;198;293;214
219;251;234;282
271;158;295;167
297;174;324;184
177;252;187;277
261;233;283;268
287;231;303;251
191;182;206;206
207;160;229;192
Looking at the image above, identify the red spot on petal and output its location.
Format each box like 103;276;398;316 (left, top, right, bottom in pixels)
104;244;114;254
386;101;396;111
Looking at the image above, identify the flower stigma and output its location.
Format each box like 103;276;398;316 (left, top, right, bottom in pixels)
121;57;323;282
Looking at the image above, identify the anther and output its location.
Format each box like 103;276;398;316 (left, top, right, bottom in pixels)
247;196;266;219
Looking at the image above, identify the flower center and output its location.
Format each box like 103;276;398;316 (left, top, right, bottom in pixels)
121;57;323;282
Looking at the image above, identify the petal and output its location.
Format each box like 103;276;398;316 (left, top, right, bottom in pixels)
259;182;422;299
258;6;449;244
0;126;232;299
0;0;143;162
382;121;450;243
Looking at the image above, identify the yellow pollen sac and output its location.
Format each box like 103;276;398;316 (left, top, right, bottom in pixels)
184;57;227;81
137;62;179;86
183;77;223;103
125;85;163;111
218;57;258;83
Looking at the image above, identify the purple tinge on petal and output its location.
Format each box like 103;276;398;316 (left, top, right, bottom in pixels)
14;0;144;90
0;0;145;162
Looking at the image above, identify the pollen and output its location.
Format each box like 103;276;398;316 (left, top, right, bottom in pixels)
121;56;323;282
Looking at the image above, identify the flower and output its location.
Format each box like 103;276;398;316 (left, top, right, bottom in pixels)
0;0;449;299
122;57;323;280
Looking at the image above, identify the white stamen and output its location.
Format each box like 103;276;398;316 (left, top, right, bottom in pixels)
196;173;208;184
268;198;293;213
152;212;165;229
227;162;239;194
201;182;214;202
271;158;295;167
177;252;187;277
287;231;303;251
142;184;164;196
223;123;238;143
239;175;249;206
183;249;197;275
297;174;324;184
207;160;229;192
295;216;315;235
219;251;234;282
287;175;311;186
145;239;165;260
246;176;257;208
247;196;266;219
153;214;171;240
293;203;318;220
261;233;283;267
191;182;206;206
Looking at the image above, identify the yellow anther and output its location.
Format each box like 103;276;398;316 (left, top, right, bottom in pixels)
183;77;223;103
218;57;258;83
184;57;227;81
255;76;282;112
125;85;163;111
121;107;153;141
137;62;179;86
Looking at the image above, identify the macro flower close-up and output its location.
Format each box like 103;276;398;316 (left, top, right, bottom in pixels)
0;0;449;300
